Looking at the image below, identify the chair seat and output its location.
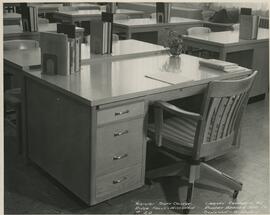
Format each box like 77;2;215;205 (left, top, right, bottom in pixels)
148;117;197;155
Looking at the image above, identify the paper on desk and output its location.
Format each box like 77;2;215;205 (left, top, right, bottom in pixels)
145;72;193;85
223;66;247;73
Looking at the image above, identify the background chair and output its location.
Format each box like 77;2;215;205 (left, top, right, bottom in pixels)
186;26;211;35
186;27;212;58
259;17;269;29
112;33;119;41
4;39;39;153
147;71;257;213
231;23;240;31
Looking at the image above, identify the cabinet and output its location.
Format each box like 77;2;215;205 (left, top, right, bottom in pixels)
26;78;146;205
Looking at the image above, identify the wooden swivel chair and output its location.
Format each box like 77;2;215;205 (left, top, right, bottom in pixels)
186;27;212;58
4;39;39;153
147;71;257;213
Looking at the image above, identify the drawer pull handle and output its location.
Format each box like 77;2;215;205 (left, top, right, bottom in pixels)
115;110;129;116
113;154;128;160
113;176;127;184
114;130;129;137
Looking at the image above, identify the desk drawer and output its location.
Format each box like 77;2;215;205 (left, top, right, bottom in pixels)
97;101;144;125
96;164;142;201
96;118;144;176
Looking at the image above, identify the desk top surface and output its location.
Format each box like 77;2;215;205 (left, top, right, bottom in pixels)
3;13;21;19
22;53;250;106
55;9;144;17
113;17;202;27
29;3;63;9
71;3;101;10
183;28;269;46
4;39;167;68
3;23;84;35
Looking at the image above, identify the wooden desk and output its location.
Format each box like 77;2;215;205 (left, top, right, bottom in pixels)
4;13;21;25
113;17;203;44
4;48;251;205
53;9;146;24
4;39;167;161
182;28;269;98
3;23;84;41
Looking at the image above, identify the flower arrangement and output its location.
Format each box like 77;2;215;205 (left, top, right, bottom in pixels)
164;31;184;56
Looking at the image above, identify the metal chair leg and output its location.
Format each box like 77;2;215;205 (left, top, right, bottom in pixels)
200;162;243;197
183;182;194;214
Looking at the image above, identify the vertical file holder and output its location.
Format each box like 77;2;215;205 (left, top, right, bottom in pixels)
21;3;38;32
239;8;260;40
90;12;113;55
40;32;70;76
156;3;171;23
57;24;82;73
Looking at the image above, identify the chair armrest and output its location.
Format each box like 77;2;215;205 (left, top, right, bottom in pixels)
154;101;202;121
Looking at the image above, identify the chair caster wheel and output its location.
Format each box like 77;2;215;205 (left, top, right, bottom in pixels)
233;190;239;199
183;209;190;214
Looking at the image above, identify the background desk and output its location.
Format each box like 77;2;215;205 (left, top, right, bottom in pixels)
4;13;21;25
6;51;251;205
52;9;146;24
182;28;269;99
3;24;84;41
113;17;203;45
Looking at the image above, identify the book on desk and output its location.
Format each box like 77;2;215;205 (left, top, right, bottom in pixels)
199;59;246;73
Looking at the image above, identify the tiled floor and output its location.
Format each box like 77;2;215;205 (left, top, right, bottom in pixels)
4;98;269;214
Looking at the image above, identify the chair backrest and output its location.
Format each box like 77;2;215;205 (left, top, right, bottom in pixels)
4;40;39;51
193;71;257;159
112;33;119;41
187;27;211;35
114;14;130;20
259;17;269;29
232;23;240;31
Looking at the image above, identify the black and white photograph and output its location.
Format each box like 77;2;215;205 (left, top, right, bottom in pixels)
2;1;269;214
